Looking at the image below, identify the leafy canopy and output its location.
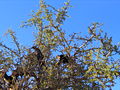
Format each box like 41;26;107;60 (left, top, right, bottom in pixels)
0;0;120;89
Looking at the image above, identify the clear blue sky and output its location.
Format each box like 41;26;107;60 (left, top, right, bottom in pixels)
0;0;120;89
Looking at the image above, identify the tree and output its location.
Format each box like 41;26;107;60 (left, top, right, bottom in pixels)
0;0;120;89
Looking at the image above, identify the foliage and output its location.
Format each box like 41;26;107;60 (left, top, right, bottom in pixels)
0;0;120;89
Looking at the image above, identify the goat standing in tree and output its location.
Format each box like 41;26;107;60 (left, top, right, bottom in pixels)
32;46;44;66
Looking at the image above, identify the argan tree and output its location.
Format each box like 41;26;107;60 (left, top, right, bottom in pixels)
0;0;120;90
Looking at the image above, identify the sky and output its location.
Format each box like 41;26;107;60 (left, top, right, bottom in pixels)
0;0;120;89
